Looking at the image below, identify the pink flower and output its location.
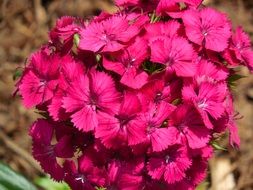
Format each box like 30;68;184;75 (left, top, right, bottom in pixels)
184;0;203;7
167;157;208;190
63;69;121;132
63;159;105;190
150;36;197;77
182;82;227;129
223;27;253;71
136;102;177;152
19;49;61;108
223;95;241;148
170;104;210;149
79;15;139;52
49;16;81;53
115;0;139;7
95;92;146;149
105;158;144;190
156;0;182;18
103;37;149;89
48;56;85;121
182;8;231;52
30;119;73;181
139;77;182;109
145;20;182;40
156;0;202;18
195;59;228;84
147;144;192;184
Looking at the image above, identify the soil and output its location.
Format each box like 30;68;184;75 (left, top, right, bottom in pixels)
0;0;252;189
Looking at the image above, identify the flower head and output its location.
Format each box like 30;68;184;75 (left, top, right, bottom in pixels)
182;8;231;52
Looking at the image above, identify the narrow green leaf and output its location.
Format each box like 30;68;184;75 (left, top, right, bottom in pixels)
0;162;37;190
228;73;246;89
143;60;165;74
196;181;209;190
228;74;245;83
13;69;23;81
211;141;227;151
35;177;70;190
73;33;80;47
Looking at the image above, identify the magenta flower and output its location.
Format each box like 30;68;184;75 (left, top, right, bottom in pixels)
182;8;231;52
137;102;178;152
182;82;227;129
170;104;210;149
103;38;149;89
30;119;73;181
19;49;61;108
48;56;85;121
63;69;121;132
49;16;81;53
147;144;192;184
150;36;197;77
224;27;253;71
145;20;182;40
139;77;182;107
115;0;139;6
105;158;144;190
79;15;139;52
95;93;145;149
195;59;228;84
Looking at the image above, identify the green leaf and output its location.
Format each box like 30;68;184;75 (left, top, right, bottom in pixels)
143;60;165;74
196;181;209;190
228;73;246;89
0;162;37;190
73;33;80;47
13;69;23;81
150;11;161;23
35;177;70;190
211;141;227;151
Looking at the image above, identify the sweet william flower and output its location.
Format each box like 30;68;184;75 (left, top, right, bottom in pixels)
182;8;231;52
135;102;178;152
103;37;149;89
182;81;227;129
115;0;139;6
79;15;139;52
63;69;121;132
150;36;197;77
48;55;85;121
223;27;253;71
95;92;146;149
195;59;228;84
30;119;70;181
170;104;210;149
19;49;61;108
49;16;81;53
147;144;192;184
145;20;182;40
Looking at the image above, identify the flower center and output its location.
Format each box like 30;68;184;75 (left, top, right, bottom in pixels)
198;98;208;110
165;155;171;163
75;175;86;183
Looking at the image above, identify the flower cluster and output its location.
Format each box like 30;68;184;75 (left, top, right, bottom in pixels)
16;0;253;189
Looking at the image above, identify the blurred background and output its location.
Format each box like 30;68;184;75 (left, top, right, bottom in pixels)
0;0;252;189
